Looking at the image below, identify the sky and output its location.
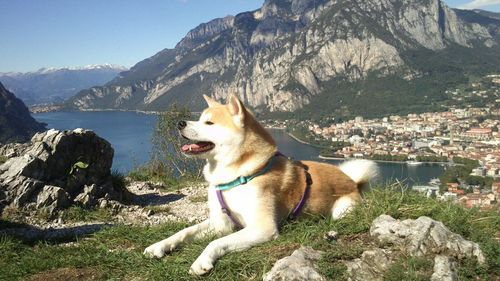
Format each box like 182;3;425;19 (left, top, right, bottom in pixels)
0;0;499;73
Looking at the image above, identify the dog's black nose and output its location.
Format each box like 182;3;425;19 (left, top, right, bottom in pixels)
177;120;187;130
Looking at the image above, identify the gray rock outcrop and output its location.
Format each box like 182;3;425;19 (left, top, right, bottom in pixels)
263;246;326;281
0;129;129;217
345;214;485;281
369;215;485;263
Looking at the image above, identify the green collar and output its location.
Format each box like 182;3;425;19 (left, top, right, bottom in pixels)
215;153;280;191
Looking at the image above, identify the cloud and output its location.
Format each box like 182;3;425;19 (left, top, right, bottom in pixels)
458;0;500;9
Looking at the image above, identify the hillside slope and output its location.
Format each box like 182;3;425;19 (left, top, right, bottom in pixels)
0;187;498;280
0;82;46;143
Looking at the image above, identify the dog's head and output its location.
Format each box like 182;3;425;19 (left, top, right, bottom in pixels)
177;94;250;160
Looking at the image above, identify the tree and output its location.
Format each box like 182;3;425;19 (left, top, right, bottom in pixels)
150;104;204;180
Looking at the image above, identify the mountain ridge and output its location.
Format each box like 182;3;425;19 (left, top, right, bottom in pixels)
0;64;127;105
67;0;500;117
0;82;46;143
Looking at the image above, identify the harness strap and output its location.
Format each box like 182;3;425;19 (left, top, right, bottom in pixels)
289;164;312;219
215;152;313;229
216;189;243;229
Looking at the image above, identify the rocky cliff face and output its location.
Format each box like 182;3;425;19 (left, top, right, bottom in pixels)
67;0;500;113
0;82;46;143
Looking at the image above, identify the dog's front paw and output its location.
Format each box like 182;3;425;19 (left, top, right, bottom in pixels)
143;241;172;258
189;256;214;276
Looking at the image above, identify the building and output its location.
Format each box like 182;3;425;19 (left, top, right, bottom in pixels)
463;128;492;140
461;193;496;208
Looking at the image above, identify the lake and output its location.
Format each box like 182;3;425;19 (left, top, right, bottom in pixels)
34;111;445;186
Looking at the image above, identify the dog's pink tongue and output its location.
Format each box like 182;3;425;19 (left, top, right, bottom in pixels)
181;143;202;152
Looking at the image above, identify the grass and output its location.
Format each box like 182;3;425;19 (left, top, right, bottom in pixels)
188;195;207;203
383;256;433;281
111;170;127;191
61;206;114;223
143;205;172;215
0;156;7;165
128;165;203;191
1;187;498;280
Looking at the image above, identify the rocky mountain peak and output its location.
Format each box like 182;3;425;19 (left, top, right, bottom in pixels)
67;0;500;116
176;16;236;50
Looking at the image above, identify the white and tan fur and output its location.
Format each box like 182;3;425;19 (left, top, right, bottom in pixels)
144;94;378;275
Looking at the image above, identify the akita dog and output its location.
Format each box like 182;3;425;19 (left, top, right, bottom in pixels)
144;94;378;275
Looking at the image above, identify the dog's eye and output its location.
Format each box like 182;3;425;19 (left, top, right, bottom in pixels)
205;121;214;125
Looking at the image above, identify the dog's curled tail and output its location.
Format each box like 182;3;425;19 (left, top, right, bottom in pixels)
339;160;379;186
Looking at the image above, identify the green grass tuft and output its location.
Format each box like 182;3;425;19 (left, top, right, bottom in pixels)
110;170;127;190
61;206;114;223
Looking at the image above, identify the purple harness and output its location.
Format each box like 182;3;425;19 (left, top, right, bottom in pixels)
215;152;312;229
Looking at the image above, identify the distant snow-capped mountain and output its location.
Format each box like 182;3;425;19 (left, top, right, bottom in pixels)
0;64;127;105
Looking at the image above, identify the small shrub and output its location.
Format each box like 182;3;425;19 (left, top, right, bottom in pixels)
110;170;127;190
35;208;54;221
0;156;7;164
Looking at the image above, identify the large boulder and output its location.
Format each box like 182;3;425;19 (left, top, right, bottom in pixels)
0;129;129;217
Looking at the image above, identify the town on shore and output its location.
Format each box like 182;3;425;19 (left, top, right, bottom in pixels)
264;103;499;210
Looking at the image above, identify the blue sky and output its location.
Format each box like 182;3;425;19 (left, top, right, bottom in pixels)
0;0;499;72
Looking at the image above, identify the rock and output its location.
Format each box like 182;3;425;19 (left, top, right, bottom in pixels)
345;248;394;281
431;255;458;281
36;185;70;210
0;129;129;217
370;215;485;264
263;246;325;281
323;230;338;242
344;215;486;281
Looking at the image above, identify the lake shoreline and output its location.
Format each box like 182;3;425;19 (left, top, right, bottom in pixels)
265;127;313;145
318;155;449;165
268;128;449;166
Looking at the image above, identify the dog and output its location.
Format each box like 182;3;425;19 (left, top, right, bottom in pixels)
144;94;378;275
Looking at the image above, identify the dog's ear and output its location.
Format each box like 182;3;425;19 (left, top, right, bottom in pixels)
203;94;220;108
227;94;245;126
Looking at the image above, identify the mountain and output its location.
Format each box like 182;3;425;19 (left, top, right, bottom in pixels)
0;82;46;143
472;9;500;21
0;64;127;106
67;0;500;118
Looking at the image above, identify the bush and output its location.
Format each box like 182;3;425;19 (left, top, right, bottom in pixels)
129;104;204;186
110;170;127;190
150;104;204;179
